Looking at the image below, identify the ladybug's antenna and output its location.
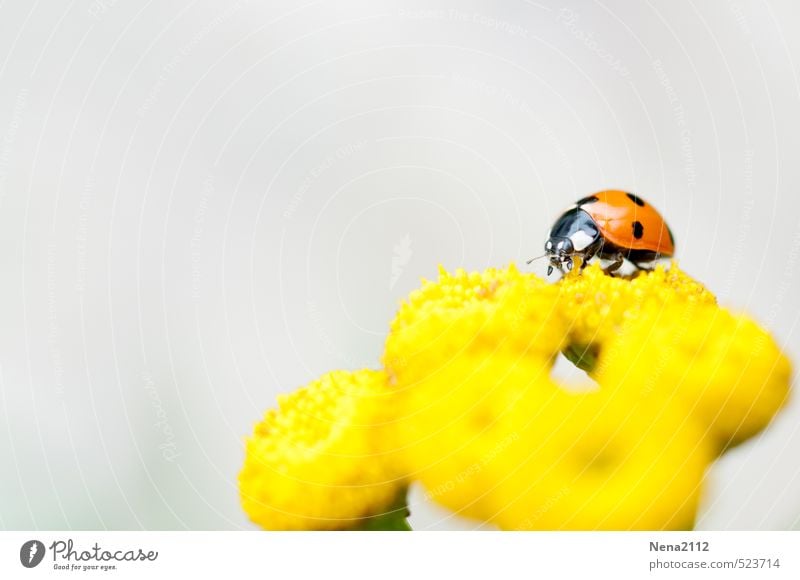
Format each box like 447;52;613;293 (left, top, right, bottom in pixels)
526;253;546;265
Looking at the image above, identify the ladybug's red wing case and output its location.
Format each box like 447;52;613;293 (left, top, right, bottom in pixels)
578;190;675;257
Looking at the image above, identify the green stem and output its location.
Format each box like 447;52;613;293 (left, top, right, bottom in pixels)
563;343;599;373
357;487;412;531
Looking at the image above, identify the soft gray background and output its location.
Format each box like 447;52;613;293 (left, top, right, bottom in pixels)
0;0;798;530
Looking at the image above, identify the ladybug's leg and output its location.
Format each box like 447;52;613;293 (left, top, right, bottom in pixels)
604;252;625;274
579;242;601;271
632;259;656;271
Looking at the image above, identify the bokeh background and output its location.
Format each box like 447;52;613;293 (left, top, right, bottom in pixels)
1;0;799;530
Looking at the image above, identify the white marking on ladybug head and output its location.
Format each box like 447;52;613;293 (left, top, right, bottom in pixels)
569;229;595;252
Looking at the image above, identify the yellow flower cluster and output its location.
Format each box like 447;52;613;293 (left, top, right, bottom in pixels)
239;369;404;530
240;263;791;531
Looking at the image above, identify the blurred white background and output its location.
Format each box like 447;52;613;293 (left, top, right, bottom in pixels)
0;0;799;530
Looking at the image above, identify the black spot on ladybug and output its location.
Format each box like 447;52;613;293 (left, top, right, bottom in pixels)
632;221;644;239
576;195;599;206
626;192;645;206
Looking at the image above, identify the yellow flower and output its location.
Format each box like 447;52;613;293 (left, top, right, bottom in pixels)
381;264;567;516
389;352;554;521
382;263;788;530
239;369;406;530
492;388;711;530
239;261;792;531
389;348;711;530
597;302;792;449
556;263;716;366
384;264;566;380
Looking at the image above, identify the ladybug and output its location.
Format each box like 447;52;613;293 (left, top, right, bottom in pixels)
542;190;675;275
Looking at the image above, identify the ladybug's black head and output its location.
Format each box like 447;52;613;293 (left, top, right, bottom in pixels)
543;206;602;276
544;237;575;275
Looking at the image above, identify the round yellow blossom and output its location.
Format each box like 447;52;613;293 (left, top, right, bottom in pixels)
597;302;792;449
239;369;406;530
391;352;555;516
492;388;712;530
384;264;566;381
556;263;716;363
386;334;711;530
